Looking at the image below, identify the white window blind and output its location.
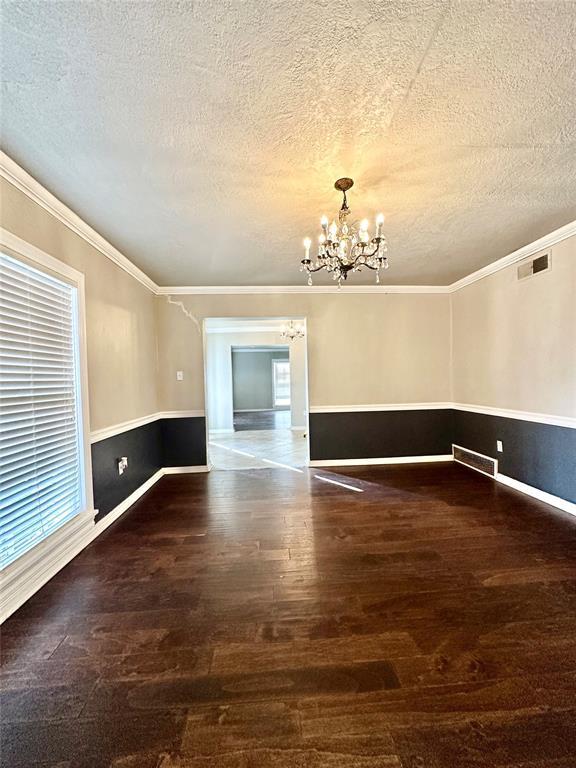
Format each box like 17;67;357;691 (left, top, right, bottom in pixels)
0;252;84;569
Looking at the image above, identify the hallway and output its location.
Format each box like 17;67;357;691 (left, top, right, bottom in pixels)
209;426;307;470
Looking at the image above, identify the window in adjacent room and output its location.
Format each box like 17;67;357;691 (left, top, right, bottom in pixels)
272;359;291;407
0;249;89;568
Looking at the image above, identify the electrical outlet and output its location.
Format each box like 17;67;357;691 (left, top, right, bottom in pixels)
117;456;128;475
176;370;184;381
496;440;503;453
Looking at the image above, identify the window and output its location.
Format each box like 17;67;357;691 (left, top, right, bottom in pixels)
0;250;87;568
272;359;291;407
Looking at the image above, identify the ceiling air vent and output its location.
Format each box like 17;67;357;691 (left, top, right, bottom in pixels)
517;253;550;281
453;445;497;477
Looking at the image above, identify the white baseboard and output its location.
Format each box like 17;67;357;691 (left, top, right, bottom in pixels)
162;465;211;474
0;465;209;623
209;429;235;435
496;473;576;516
309;455;454;467
92;469;164;538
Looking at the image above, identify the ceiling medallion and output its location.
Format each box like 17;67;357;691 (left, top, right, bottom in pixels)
280;320;305;341
301;178;388;287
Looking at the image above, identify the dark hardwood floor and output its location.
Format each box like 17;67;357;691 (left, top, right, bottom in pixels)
233;409;291;431
2;463;576;767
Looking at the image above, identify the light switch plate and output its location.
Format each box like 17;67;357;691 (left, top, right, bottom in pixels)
176;370;184;381
496;440;503;453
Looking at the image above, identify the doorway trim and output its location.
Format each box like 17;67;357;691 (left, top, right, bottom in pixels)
202;316;310;470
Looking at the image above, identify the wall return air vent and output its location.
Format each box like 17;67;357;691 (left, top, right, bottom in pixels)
517;252;550;281
453;445;497;477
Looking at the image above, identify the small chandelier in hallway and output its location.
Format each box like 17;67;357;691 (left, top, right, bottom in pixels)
280;320;305;341
301;178;388;286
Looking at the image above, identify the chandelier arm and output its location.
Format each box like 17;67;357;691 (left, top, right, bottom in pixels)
358;241;383;259
350;261;380;272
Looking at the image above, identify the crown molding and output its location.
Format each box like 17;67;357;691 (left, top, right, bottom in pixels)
448;219;576;293
0;151;159;294
157;284;449;295
155;219;576;295
2;152;574;297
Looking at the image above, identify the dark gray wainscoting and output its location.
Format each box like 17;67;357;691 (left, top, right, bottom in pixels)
161;417;207;467
91;421;162;521
309;407;574;506
453;410;576;504
309;409;454;462
92;416;207;521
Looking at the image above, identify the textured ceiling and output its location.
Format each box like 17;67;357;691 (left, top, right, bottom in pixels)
1;0;575;286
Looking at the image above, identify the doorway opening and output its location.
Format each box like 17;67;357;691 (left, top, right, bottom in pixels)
204;318;309;471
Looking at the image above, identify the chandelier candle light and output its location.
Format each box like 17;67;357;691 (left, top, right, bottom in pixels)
301;178;388;286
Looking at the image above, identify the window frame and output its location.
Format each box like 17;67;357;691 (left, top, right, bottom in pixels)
0;228;94;570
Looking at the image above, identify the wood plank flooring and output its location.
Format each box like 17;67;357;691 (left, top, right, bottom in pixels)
2;463;576;767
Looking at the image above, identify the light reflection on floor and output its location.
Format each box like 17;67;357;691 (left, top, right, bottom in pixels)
209;429;365;493
209;428;308;470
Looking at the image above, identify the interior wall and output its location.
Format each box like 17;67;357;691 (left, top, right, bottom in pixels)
451;234;576;503
157;293;452;413
3;165;572;505
452;233;576;418
0;176;168;522
0;178;159;432
232;348;289;411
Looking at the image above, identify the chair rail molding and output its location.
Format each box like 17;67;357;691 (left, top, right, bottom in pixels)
309;403;576;428
90;410;206;443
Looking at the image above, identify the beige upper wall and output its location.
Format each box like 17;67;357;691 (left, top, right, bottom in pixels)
156;293;452;412
0;177;450;431
4;166;572;427
0;178;159;431
452;233;576;418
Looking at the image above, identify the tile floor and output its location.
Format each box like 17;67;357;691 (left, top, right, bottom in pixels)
208;428;308;470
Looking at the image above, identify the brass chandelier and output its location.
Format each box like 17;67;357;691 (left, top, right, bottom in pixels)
301;178;388;286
